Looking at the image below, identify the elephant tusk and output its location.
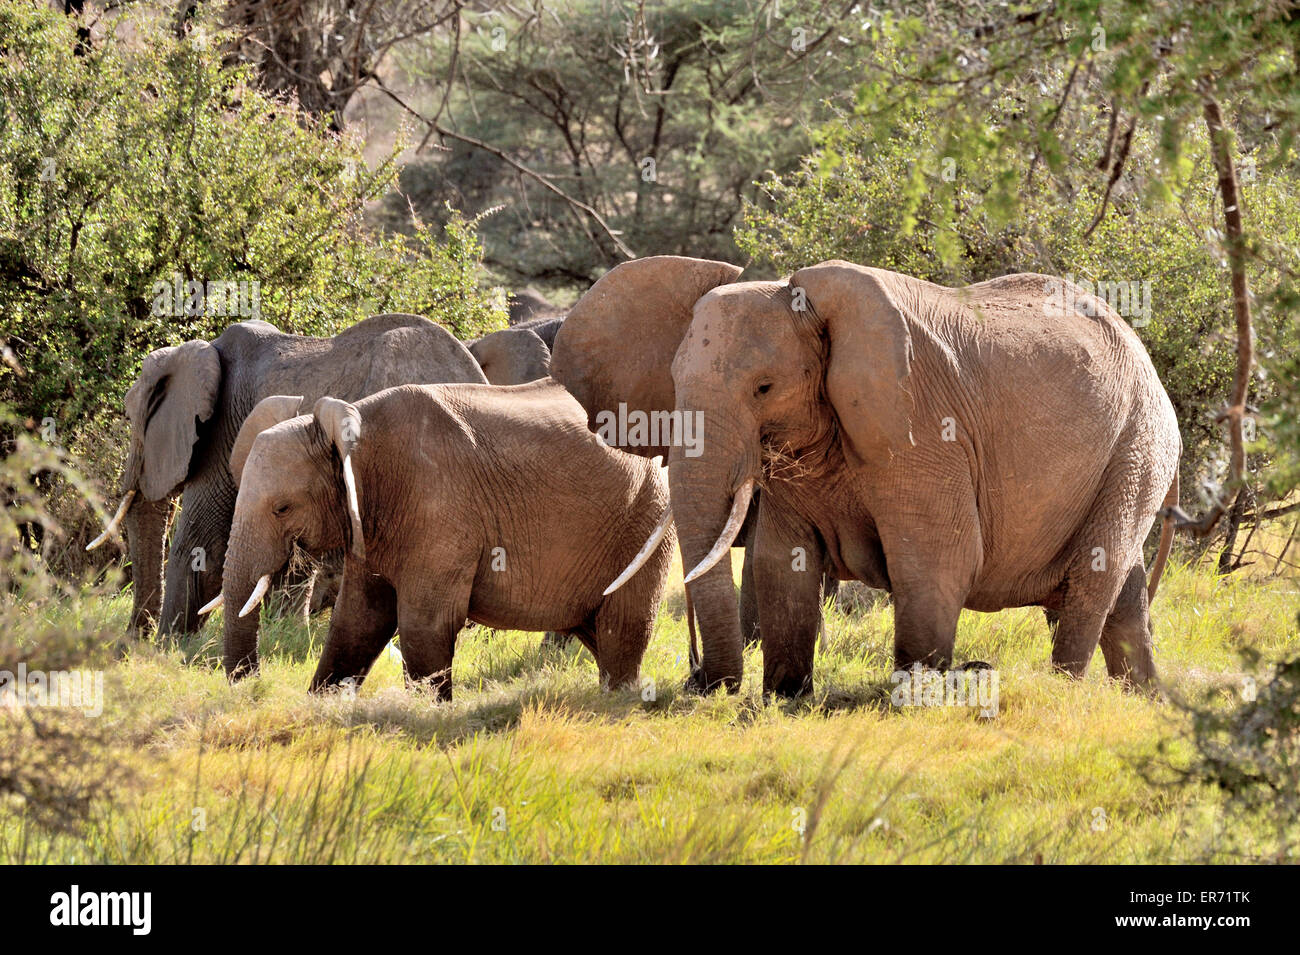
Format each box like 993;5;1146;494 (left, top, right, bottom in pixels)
342;454;365;561
85;490;136;551
198;593;224;615
682;479;754;584
603;506;675;596
239;574;272;618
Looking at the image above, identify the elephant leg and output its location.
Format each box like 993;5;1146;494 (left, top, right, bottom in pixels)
160;477;234;638
739;519;761;647
396;590;471;702
1098;563;1156;689
1050;497;1144;678
124;495;172;636
591;601;652;693
880;510;979;672
309;566;398;692
753;504;824;698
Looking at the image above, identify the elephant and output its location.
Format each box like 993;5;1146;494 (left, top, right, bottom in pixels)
89;315;487;637
507;287;561;325
562;258;1181;697
467;326;551;385
513;315;565;351
550;255;833;649
207;379;673;697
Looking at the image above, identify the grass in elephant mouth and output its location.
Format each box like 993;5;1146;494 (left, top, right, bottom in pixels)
1;556;1296;863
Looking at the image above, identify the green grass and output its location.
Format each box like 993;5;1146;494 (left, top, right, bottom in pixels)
2;559;1297;863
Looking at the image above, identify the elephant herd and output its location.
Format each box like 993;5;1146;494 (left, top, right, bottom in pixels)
90;256;1182;700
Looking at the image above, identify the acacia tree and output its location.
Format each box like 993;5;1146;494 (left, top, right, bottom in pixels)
830;0;1300;545
375;0;863;285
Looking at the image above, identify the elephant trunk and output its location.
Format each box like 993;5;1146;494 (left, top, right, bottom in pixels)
159;473;235;636
220;516;286;679
668;409;758;693
122;494;170;636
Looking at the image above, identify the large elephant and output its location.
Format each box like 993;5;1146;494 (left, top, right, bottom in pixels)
570;259;1182;696
91;315;486;637
207;380;673;697
550;255;827;647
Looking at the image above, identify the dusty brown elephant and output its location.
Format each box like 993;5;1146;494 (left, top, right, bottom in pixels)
569;259;1181;696
88;315;486;637
549;255;837;650
467;326;550;385
205;380;673;697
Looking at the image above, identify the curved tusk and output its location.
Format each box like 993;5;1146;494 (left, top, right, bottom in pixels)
682;479;755;584
238;574;272;618
603;506;675;596
85;490;136;551
198;593;224;615
342;454;365;560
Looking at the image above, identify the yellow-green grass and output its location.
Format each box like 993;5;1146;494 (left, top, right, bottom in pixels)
2;558;1297;864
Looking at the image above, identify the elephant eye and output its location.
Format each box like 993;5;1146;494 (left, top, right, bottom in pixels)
272;502;291;516
754;380;774;397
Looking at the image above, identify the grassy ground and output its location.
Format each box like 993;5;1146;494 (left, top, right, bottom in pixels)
2;556;1297;864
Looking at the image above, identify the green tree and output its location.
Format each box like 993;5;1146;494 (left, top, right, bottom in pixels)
376;0;864;287
0;1;501;439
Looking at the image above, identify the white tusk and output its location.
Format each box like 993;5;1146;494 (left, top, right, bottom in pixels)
198;593;224;615
342;454;365;559
683;479;755;584
238;574;272;618
86;490;136;551
604;506;675;596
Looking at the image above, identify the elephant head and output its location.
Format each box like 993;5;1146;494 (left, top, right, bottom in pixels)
468;327;551;385
88;339;222;634
599;260;917;691
206;394;364;678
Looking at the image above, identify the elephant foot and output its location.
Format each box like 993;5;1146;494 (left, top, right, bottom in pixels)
224;655;258;682
763;671;813;699
955;660;994;672
683;666;741;695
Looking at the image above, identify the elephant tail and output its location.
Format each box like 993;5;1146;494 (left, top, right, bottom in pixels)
1146;472;1180;603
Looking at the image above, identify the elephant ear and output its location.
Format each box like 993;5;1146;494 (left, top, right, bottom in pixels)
550;255;742;460
312;397;365;560
790;260;916;465
229;395;305;488
122;340;222;500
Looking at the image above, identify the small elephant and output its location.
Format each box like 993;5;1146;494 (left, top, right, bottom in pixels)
89;315;486;637
467;326;550;385
211;379;673;698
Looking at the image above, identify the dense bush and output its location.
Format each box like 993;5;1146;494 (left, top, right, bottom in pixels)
0;2;502;444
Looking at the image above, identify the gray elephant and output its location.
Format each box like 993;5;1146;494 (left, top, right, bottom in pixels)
206;380;673;696
550;256;824;648
507;287;561;326
514;315;565;351
89;314;486;637
561;257;1181;696
467;326;550;385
